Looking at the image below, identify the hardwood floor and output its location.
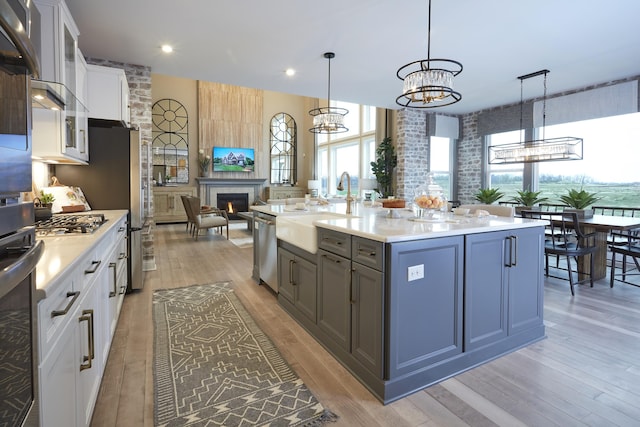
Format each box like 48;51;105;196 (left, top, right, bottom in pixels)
90;222;640;427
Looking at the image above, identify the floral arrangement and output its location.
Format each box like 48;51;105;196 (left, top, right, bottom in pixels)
198;149;211;176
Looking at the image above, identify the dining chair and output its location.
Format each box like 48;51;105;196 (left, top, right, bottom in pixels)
539;203;568;212
596;206;640;287
609;232;640;287
521;210;598;295
185;196;229;240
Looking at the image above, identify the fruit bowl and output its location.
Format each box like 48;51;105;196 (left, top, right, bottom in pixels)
414;194;445;210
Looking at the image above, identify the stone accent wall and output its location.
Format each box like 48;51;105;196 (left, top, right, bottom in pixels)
395;109;429;199
456;112;482;204
394;108;483;205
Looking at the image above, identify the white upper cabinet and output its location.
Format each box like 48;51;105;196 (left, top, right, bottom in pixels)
35;0;79;84
86;64;131;126
32;0;88;163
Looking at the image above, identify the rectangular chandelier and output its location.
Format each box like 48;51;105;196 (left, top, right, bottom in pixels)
488;136;583;164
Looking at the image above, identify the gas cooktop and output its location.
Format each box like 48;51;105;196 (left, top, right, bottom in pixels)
35;213;107;237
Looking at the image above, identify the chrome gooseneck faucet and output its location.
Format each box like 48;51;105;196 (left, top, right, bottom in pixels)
337;171;353;214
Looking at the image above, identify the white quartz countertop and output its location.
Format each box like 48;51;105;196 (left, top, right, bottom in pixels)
251;202;543;243
35;210;128;300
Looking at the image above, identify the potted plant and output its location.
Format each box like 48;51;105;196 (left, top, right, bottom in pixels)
34;191;55;221
370;137;397;198
559;188;601;218
39;190;55;208
510;189;548;214
473;187;504;204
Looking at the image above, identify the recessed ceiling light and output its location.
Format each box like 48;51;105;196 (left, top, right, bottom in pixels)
161;44;173;53
285;68;295;77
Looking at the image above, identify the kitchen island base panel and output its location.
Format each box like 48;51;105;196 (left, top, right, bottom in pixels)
382;325;546;404
280;285;545;404
276;225;546;404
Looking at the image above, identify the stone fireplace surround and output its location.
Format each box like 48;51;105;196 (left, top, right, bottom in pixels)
196;178;266;210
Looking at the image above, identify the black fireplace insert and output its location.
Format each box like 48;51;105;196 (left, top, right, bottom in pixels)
217;193;249;220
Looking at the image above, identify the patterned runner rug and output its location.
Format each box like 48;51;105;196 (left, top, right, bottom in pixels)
153;282;337;426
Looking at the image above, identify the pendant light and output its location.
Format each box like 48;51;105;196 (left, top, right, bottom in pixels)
488;69;583;164
309;52;348;134
396;0;462;109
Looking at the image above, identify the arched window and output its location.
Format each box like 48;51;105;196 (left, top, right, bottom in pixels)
270;112;297;185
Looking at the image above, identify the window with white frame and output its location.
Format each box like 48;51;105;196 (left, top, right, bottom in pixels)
316;101;376;197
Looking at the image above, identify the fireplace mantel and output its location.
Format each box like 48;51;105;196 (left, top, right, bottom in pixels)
196;178;267;186
196;177;267;205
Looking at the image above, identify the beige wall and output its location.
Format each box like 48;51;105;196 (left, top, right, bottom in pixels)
151;73;316;195
151;73;199;186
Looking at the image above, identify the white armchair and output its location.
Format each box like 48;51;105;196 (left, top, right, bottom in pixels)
185;196;229;240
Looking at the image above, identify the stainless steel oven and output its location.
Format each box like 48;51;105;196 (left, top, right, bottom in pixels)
0;0;42;425
0;228;43;427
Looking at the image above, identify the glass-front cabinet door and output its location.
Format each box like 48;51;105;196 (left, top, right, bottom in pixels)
62;21;78;155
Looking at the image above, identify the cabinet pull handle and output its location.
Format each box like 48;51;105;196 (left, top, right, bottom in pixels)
350;268;357;304
79;309;94;371
322;237;342;246
504;237;511;267
80;129;86;153
51;291;80;317
358;249;376;257
289;259;296;286
109;262;118;297
119;252;127;260
84;260;101;274
511;235;518;267
321;254;342;264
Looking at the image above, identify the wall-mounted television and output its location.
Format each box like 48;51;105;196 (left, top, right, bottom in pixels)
212;147;255;172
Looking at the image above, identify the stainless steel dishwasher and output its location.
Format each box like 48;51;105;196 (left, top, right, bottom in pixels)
255;212;278;292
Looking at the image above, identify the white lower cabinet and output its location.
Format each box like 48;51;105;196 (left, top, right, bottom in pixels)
38;213;127;427
39;301;78;427
39;271;102;427
75;278;103;427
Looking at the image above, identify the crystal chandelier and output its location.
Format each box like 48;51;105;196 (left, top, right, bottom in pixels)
396;0;462;109
488;70;583;164
309;52;348;134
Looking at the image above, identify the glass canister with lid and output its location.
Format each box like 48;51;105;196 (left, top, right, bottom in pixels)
413;173;447;218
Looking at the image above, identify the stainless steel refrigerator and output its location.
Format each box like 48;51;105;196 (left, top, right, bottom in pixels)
55;123;145;290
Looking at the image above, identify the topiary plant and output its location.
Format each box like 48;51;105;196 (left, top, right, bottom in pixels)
510;189;548;207
559;188;601;210
473;187;504;204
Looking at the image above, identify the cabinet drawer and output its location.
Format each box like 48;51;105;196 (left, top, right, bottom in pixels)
112;217;128;245
352;237;384;271
318;228;351;258
76;239;107;292
38;274;79;361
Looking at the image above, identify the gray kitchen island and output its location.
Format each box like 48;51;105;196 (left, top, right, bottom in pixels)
251;203;546;404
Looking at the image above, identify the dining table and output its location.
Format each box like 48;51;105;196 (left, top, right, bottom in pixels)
564;214;640;280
